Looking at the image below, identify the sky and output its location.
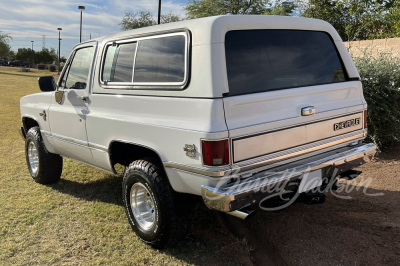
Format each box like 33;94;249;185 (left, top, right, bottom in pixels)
0;0;188;58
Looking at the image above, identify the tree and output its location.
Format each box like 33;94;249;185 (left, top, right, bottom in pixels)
301;0;349;39
8;50;15;61
35;48;56;64
120;11;155;30
15;47;57;64
0;32;12;60
301;0;400;41
120;11;182;30
383;2;400;38
264;1;297;15
185;0;270;18
16;48;35;63
161;12;181;23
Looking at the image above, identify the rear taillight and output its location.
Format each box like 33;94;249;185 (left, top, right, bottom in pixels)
364;109;367;129
201;139;230;166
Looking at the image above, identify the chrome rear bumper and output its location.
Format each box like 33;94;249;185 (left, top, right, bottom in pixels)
201;143;376;212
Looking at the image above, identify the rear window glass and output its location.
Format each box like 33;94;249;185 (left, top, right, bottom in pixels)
225;30;347;96
134;35;186;83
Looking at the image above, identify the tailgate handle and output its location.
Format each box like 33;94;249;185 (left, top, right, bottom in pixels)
301;106;316;116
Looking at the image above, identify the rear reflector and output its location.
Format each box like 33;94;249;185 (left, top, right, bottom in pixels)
364;110;367;129
201;139;230;166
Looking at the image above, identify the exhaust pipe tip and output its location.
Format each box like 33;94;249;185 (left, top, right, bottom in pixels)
226;208;256;220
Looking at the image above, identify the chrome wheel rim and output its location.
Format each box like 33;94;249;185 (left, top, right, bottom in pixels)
130;183;156;231
28;141;39;175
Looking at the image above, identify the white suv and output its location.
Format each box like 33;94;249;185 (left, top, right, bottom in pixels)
19;15;376;247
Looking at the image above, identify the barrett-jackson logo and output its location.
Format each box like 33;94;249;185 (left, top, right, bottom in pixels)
334;118;361;131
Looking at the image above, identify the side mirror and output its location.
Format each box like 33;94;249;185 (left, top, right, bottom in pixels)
38;76;57;92
71;82;87;90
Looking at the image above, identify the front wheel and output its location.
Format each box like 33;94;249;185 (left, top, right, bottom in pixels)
122;159;188;248
25;126;63;184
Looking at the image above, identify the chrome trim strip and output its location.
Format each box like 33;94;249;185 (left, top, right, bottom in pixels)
233;130;366;174
88;142;108;152
99;30;190;90
202;143;377;212
42;130;108;153
163;162;231;177
233;113;363;162
41;130;88;147
164;131;365;178
163;162;232;177
53;133;87;146
41;130;52;137
232;111;363;141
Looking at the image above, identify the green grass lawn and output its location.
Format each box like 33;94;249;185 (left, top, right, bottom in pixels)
0;67;249;265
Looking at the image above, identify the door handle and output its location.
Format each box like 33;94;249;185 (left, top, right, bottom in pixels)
79;95;88;102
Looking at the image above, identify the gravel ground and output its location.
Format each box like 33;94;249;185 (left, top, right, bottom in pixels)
216;144;400;265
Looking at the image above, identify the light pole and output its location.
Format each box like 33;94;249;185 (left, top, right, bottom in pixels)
78;5;85;42
31;41;34;68
57;28;62;74
158;0;161;24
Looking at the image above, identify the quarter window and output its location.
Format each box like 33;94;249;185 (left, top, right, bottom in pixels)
103;42;137;83
134;35;186;83
101;33;187;87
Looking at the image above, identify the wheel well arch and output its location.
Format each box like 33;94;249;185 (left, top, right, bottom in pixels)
108;140;164;170
22;117;39;132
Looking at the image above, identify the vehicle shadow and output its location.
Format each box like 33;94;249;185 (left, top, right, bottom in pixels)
159;188;400;266
47;167;400;265
48;174;256;264
49;174;123;206
233;186;400;265
375;142;400;161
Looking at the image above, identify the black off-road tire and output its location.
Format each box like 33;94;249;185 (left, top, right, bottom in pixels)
122;159;189;248
25;126;63;184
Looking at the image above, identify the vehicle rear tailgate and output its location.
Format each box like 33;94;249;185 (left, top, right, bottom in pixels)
223;81;365;163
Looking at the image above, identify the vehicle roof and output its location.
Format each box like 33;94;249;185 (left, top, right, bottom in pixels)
83;15;357;98
100;15;342;46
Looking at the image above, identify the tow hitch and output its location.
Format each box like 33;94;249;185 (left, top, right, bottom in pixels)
338;169;362;180
299;191;326;204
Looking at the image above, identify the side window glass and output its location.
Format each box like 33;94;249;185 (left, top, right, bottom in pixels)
134;35;185;83
64;47;95;90
60;62;71;88
102;42;137;83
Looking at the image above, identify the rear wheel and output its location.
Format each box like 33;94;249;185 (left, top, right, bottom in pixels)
122;159;189;248
25;127;63;184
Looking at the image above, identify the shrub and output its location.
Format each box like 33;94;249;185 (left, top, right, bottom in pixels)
354;51;400;149
37;64;45;70
48;65;56;72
